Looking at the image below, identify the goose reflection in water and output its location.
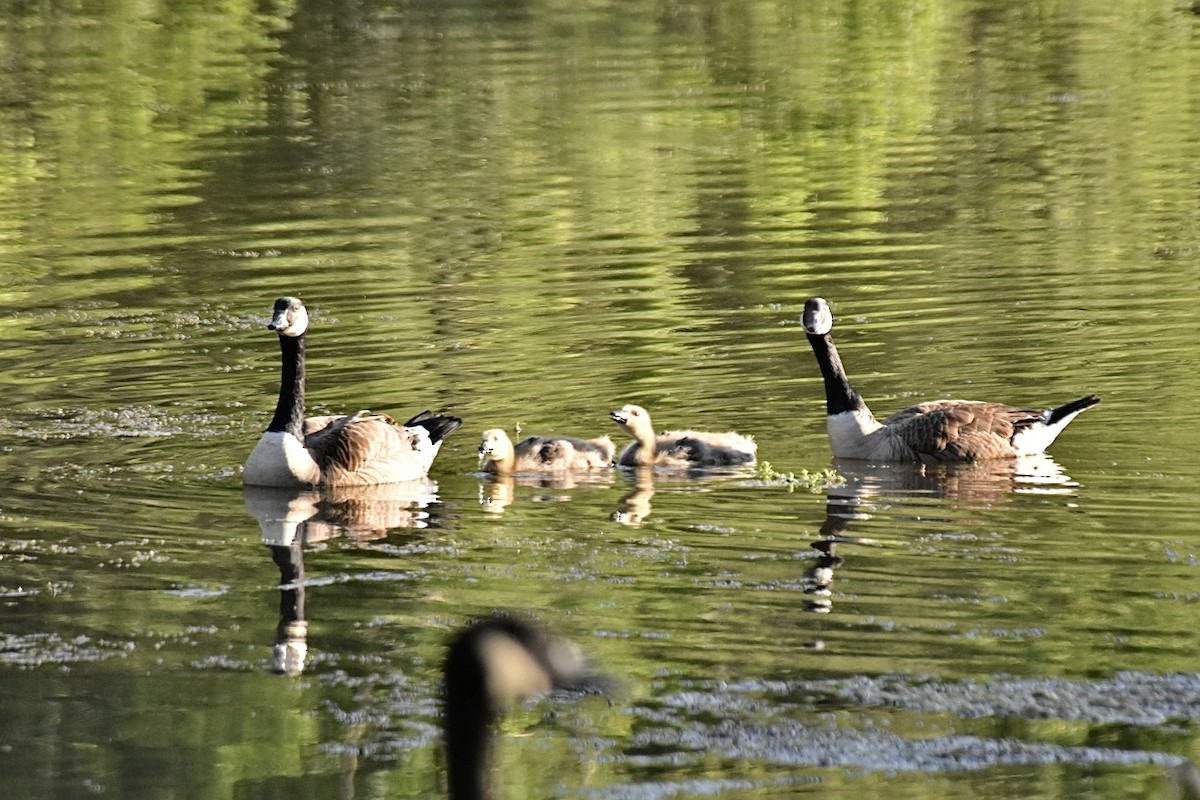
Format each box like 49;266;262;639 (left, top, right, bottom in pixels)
443;615;609;800
825;452;1078;519
801;536;850;616
803;453;1080;617
243;481;440;675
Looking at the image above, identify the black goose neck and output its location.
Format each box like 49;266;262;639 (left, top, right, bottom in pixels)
444;662;494;800
268;333;306;437
806;331;866;416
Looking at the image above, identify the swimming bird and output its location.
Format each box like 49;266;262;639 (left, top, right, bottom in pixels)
609;404;757;468
443;615;602;800
800;296;1100;463
243;296;462;487
477;428;614;474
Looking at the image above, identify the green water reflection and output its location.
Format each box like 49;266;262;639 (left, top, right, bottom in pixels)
1;0;1199;798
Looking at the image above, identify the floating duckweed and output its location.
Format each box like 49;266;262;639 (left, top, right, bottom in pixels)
752;461;844;493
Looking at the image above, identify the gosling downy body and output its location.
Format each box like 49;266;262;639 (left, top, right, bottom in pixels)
609;404;757;468
443;616;602;800
477;428;614;475
800;296;1100;463
243;297;462;487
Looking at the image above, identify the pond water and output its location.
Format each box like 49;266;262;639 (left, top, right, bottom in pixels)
1;1;1199;798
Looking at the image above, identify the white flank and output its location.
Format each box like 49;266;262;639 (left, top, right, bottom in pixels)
826;409;884;459
244;430;322;487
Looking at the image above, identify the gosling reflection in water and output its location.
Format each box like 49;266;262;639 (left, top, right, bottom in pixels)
477;472;615;514
610;466;753;526
443;615;608;800
243;481;441;675
611;468;655;525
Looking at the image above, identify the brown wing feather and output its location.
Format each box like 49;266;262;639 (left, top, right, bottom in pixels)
883;401;1043;461
304;413;427;485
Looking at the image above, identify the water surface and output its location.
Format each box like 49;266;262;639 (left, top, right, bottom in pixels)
1;1;1199;799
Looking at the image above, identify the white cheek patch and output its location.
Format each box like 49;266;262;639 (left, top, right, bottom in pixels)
279;312;309;337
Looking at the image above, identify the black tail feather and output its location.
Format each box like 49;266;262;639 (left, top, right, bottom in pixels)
1046;395;1101;426
404;410;464;444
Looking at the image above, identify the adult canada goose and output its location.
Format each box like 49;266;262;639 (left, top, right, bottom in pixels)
443;615;603;800
800;297;1100;462
243;296;462;487
609;404;757;468
477;428;615;474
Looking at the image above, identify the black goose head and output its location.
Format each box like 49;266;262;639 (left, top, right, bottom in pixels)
268;297;309;338
801;297;833;336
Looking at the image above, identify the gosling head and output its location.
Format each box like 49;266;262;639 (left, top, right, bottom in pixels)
267;296;309;338
610;404;654;439
478;429;516;470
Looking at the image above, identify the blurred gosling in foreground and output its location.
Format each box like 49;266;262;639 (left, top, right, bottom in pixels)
443;615;606;800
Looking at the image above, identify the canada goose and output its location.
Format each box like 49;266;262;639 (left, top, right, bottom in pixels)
243;297;462;487
443;616;601;800
609;404;757;468
800;297;1100;462
477;428;614;475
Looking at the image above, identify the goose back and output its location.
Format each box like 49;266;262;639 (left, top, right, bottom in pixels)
873;400;1045;462
303;411;461;486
